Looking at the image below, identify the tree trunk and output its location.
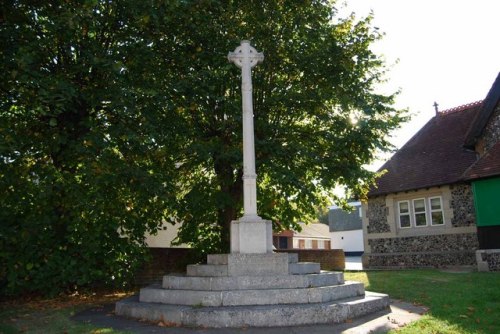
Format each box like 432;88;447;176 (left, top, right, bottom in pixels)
214;161;243;253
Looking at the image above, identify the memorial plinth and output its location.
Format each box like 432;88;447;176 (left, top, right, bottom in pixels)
116;253;389;328
230;218;273;253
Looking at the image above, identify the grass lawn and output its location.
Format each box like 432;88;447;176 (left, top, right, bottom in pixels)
345;270;500;334
1;270;499;333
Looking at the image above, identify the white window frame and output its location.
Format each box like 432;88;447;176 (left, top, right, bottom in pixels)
412;198;428;227
429;196;445;226
398;200;412;229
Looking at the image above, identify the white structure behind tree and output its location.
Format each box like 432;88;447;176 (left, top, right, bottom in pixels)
329;202;364;256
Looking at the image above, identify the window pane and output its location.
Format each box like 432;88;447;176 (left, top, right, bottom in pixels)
414;199;425;212
399;202;409;213
430;197;442;210
400;215;411;228
415;213;427;226
279;237;288;249
432;211;444;225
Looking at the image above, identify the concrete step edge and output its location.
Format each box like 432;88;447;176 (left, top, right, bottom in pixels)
139;281;365;307
163;272;345;290
289;262;321;274
116;291;390;328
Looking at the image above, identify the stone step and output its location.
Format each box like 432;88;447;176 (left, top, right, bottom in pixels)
187;260;321;277
116;291;390;328
139;281;364;307
207;253;298;265
163;271;344;291
186;264;228;277
289;262;321;274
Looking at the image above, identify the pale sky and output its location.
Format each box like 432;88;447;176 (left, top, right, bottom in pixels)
341;0;500;169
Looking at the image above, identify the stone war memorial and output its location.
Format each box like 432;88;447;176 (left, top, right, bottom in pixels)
115;41;389;328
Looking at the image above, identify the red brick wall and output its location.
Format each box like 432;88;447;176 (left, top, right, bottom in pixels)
277;249;345;271
134;248;200;285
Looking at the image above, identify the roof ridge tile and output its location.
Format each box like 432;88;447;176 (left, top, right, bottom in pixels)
439;100;483;115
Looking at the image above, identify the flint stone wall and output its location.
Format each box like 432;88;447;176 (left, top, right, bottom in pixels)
450;184;476;227
365;233;478;268
366;196;390;234
482;103;500;152
481;251;500;271
368;233;478;253
365;251;476;268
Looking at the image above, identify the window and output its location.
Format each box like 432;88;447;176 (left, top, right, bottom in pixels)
398;201;411;228
279;237;288;249
397;196;445;228
413;198;428;227
429;197;444;225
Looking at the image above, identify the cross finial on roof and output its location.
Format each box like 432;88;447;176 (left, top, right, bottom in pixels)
433;101;439;114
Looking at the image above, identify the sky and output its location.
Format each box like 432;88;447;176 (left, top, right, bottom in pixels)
339;0;500;170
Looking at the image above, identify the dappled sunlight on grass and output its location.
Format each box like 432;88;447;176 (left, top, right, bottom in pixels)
344;271;370;287
345;270;500;334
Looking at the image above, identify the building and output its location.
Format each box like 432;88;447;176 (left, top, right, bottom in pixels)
363;73;500;270
273;222;331;250
328;202;364;256
145;222;189;248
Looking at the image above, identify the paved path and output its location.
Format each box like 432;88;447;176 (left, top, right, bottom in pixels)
72;299;427;334
345;256;363;271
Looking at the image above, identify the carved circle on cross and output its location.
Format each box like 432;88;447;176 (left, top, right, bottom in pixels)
228;40;264;69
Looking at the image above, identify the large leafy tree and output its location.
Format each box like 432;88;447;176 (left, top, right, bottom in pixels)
0;1;181;295
155;1;406;252
1;0;406;295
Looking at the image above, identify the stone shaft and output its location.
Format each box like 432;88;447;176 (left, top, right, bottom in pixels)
228;40;263;219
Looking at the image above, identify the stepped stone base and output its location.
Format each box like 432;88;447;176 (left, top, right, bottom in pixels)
117;292;389;328
115;252;389;328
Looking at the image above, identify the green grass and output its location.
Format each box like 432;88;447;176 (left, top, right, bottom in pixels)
345;270;500;334
1;270;499;333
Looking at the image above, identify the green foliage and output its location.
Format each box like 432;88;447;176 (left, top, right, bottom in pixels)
0;1;179;295
161;0;407;249
1;0;407;295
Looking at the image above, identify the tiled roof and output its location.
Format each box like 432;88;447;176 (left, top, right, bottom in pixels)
440;100;484;115
464;142;500;180
369;103;481;196
294;222;330;239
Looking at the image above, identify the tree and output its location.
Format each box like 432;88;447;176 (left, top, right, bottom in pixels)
154;1;406;252
1;0;406;295
0;1;181;295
